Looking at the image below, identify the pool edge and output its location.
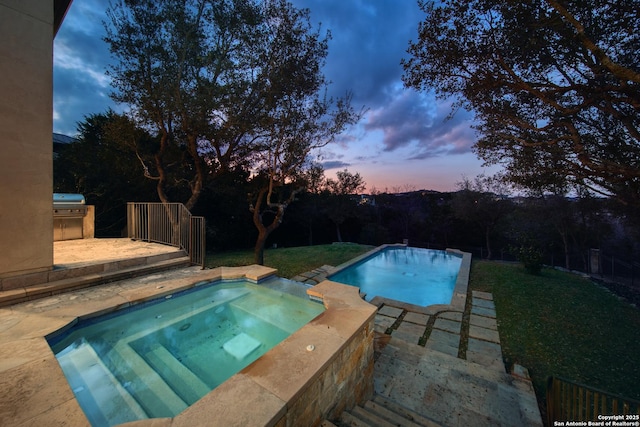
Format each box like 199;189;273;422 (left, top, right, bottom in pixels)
327;244;472;313
446;248;472;312
0;265;377;427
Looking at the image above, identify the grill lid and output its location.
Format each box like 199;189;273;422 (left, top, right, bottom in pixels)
53;193;85;205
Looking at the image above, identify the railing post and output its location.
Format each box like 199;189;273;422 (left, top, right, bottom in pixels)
189;216;206;268
127;202;133;239
147;203;152;242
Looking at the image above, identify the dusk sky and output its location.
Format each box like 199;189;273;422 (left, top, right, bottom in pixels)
53;0;499;193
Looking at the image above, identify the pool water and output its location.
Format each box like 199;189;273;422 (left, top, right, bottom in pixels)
329;247;462;306
47;278;324;426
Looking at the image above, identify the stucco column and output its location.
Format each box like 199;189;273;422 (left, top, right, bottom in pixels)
0;1;54;276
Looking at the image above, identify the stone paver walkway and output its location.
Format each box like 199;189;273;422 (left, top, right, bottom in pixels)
295;266;543;426
374;290;500;366
372;292;542;426
374;337;542;427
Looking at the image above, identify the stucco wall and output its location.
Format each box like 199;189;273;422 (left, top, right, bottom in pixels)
0;1;54;276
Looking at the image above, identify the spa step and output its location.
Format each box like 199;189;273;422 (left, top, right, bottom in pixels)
0;255;191;307
105;341;189;418
337;395;440;427
229;290;321;334
56;339;149;426
142;343;211;405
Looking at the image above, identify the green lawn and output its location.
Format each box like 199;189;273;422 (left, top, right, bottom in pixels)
205;245;640;414
469;260;640;409
205;243;374;279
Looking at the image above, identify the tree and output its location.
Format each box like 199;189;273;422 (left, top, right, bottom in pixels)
325;169;366;242
53;111;157;235
104;0;267;210
289;163;327;246
105;0;361;261
542;188;611;270
403;0;640;208
245;1;362;264
451;175;513;259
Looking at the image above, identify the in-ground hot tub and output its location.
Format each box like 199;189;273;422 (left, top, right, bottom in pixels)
0;265;377;426
47;276;325;426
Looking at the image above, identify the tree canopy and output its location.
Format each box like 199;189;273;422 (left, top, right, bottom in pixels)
54;111;157;235
403;0;640;208
104;0;338;210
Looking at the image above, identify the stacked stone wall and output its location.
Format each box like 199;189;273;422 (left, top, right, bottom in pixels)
277;319;375;426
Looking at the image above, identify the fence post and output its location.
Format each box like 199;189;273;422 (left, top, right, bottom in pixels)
611;256;615;278
589;249;600;275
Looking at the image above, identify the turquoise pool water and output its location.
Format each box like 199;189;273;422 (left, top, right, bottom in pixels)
329;246;462;306
47;278;324;426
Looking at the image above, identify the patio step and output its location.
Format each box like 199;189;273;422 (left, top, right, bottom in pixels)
335;394;441;427
0;254;191;307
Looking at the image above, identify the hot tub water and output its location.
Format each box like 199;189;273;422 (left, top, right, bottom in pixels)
48;278;324;426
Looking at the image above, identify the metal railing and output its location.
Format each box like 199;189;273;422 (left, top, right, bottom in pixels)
127;202;206;268
547;376;639;425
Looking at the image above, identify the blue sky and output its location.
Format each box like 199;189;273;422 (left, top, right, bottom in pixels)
53;0;498;193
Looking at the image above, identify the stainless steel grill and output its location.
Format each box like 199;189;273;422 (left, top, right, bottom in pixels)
53;193;88;241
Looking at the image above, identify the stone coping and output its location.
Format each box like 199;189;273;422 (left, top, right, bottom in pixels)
0;266;376;427
327;244;472;314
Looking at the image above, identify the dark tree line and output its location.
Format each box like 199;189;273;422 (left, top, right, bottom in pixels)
55;114;639;281
55;0;639;275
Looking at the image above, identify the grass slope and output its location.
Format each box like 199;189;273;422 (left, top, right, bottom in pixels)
469;260;640;409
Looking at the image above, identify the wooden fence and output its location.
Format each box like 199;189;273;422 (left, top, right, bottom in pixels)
547;376;639;425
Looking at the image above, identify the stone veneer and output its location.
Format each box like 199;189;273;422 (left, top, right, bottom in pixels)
0;265;376;426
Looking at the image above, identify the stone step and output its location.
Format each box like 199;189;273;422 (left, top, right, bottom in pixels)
374;337;542;426
0;255;191;307
337;395;441;427
365;400;422;427
350;405;396;427
340;410;375;427
375;337;509;390
371;396;441;427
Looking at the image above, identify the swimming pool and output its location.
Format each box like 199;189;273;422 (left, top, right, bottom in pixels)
47;277;324;426
328;246;462;306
